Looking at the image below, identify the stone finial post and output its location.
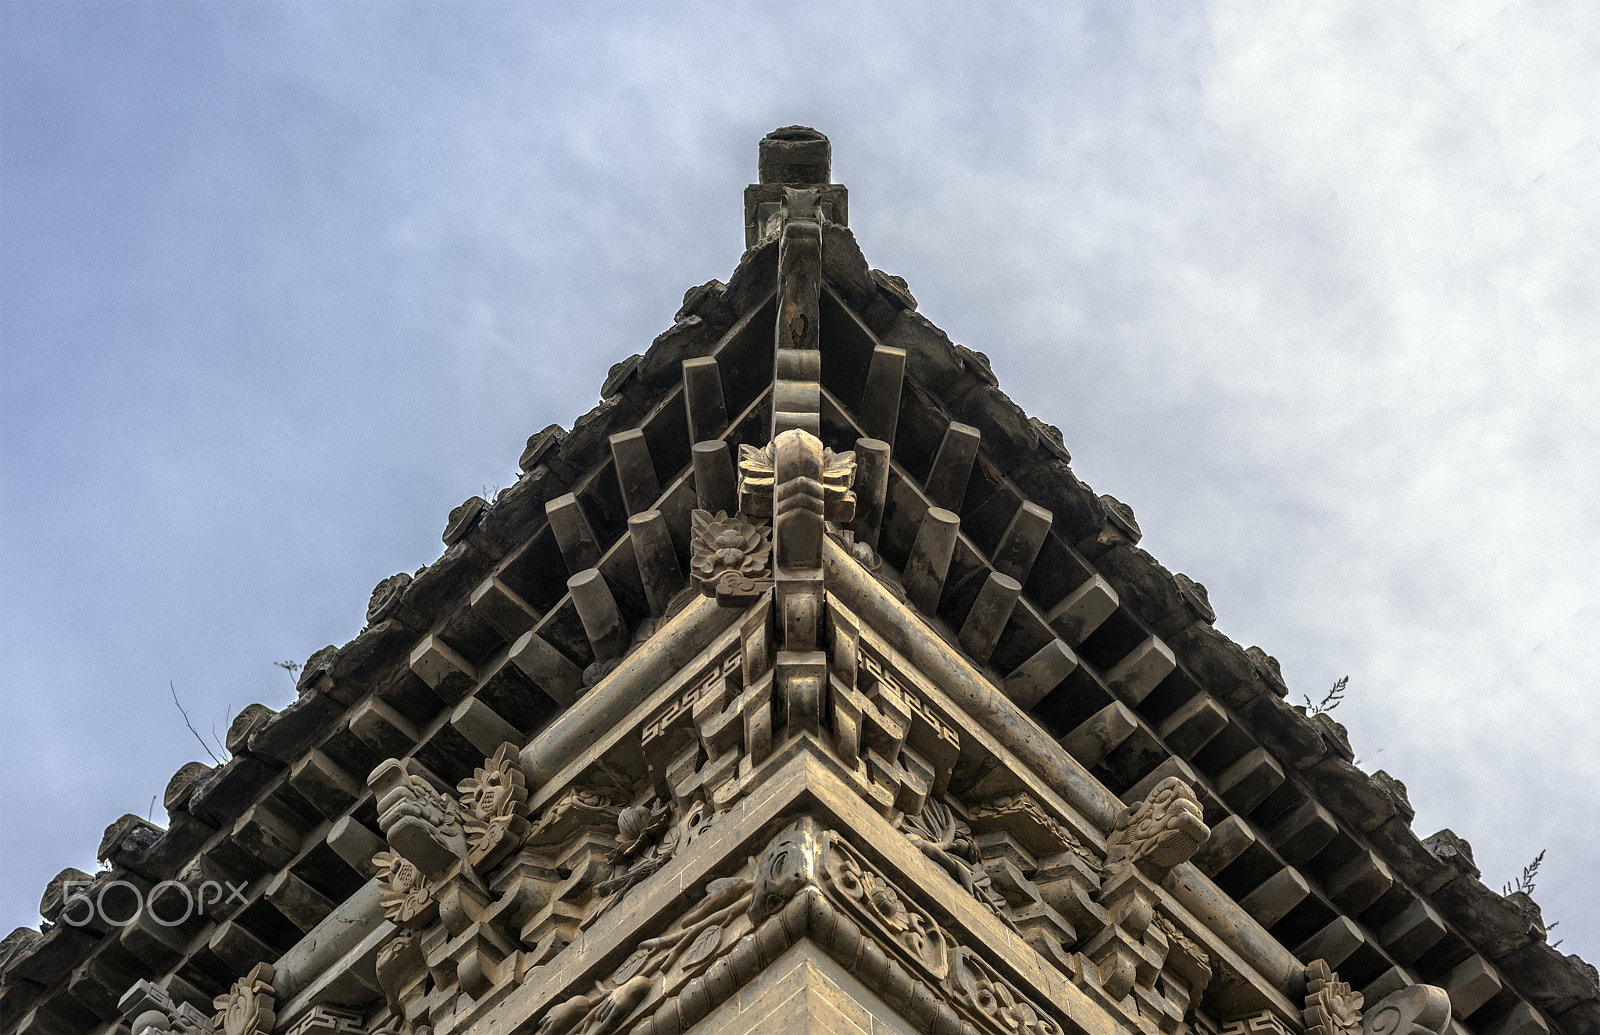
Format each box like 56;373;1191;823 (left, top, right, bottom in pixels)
759;126;831;185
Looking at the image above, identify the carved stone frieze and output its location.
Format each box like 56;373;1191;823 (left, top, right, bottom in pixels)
1105;776;1211;882
531;818;1068;1035
371;760;470;876
122;979;215;1035
737;437;856;523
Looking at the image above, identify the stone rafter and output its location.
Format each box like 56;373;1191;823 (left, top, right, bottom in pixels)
2;127;1591;1035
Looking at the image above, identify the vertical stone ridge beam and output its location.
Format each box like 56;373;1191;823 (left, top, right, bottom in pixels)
1005;639;1078;710
773;349;822;438
992;501;1052;584
682;357;727;443
859;345;906;450
773;189;823;439
850;438;891;555
609;429;661;516
508;628;584;708
629;509;682;618
546;493;602;574
1105;635;1177;705
923;421;982;512
773;428;826;657
902;506;960;614
1047;573;1120;645
568;569;629;662
958;572;1022;664
692;440;738;515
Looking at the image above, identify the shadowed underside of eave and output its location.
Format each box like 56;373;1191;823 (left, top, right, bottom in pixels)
1;128;1594;1035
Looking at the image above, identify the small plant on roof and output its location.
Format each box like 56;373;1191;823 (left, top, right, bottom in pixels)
1303;675;1348;716
1504;849;1545;896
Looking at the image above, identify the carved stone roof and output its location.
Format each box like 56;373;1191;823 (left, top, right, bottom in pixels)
2;128;1593;1035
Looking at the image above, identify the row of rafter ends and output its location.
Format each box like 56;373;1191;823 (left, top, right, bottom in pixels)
3;231;1593;1033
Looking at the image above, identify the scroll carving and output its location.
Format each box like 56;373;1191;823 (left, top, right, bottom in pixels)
1305;960;1363;1035
1360;985;1451;1035
1105;776;1210;881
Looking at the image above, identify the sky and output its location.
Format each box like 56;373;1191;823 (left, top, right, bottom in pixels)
2;0;1596;976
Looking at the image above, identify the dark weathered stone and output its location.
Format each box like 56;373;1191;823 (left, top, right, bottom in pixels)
871;269;916;311
1094;545;1191;640
223;703;277;756
246;690;340;764
1423;828;1480;879
821;222;875;310
330;617;412;687
519;423;568;474
758;125;831;185
162;760;215;813
950;384;1039;475
638;316;715;391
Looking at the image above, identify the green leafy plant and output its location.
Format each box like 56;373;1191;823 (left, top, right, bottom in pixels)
1303;675;1348;716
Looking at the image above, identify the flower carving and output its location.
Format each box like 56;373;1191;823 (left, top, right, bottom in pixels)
457;744;530;868
212;964;275;1035
610;801;671;863
1305;960;1363;1035
374;849;435;925
688;510;771;601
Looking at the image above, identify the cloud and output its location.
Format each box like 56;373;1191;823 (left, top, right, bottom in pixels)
2;0;1594;969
